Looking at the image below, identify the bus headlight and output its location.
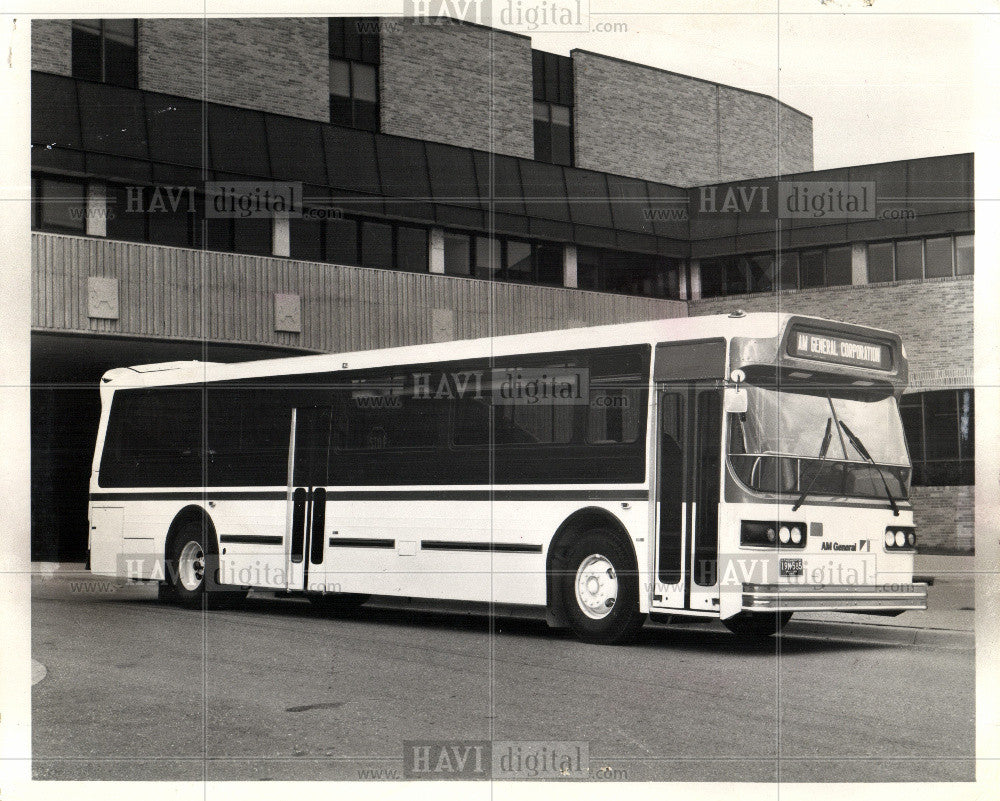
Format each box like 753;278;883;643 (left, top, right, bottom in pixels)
742;521;806;548
884;526;916;551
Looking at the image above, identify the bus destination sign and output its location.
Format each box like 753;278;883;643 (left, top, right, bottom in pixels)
787;328;892;370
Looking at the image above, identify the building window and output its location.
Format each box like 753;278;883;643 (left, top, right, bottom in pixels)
867;235;973;283
291;212;427;273
532;50;574;166
899;389;974;486
33;176;87;234
71;19;137;88
579;247;680;299
533;102;573;166
444;232;472;276
329;18;379;131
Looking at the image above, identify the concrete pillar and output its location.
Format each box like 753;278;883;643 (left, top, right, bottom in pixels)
86;182;107;237
563;244;578;288
688;259;702;300
429;228;445;274
678;261;689;300
851;242;867;285
272;214;290;258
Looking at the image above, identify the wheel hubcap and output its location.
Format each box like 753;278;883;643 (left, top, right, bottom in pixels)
574;554;618;619
178;540;205;591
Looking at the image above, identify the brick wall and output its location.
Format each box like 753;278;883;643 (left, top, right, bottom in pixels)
380;19;534;158
691;276;974;553
572;50;813;186
139;18;329;122
910;486;974;553
717;86;815;182
31;19;71;76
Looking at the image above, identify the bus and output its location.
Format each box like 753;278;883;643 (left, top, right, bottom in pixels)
87;312;927;644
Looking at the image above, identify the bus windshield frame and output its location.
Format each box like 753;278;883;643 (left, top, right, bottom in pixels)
727;379;911;502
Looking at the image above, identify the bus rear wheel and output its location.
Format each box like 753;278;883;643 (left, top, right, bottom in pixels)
723;611;793;637
559;529;645;645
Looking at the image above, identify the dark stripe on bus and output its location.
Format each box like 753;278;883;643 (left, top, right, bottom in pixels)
420;540;543;554
218;535;283;545
327;537;395;549
88;489;649;502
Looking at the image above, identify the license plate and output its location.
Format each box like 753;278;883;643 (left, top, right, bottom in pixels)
780;558;803;577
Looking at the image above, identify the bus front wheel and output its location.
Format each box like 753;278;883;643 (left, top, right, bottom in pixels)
559;529;645;645
164;520;246;609
723;611;793;637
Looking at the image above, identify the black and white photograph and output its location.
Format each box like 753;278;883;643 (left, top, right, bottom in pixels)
1;0;997;795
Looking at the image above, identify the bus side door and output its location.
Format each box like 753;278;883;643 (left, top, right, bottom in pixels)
285;406;332;592
652;340;725;613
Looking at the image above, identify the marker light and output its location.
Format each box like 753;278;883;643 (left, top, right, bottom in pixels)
741;521;806;548
884;526;917;551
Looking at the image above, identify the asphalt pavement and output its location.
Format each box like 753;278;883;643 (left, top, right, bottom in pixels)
29;557;975;783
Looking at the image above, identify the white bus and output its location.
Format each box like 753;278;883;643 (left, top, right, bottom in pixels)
88;312;927;644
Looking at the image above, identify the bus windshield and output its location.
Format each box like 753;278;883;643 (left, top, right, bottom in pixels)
729;384;911;501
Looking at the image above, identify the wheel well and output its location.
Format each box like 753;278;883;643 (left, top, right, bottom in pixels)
545;507;638;626
164;505;218;561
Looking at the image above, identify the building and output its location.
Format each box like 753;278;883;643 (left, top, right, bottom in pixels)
29;16;973;561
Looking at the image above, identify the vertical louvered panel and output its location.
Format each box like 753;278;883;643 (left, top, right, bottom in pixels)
32;233;687;351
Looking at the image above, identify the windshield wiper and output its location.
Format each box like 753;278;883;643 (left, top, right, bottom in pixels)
838;420;900;516
791;417;832;512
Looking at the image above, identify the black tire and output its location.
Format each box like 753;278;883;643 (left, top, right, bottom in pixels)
308;592;370;615
165;519;247;609
558;528;645;645
722;611;793;637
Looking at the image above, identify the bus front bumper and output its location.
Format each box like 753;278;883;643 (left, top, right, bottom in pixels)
742;583;929;613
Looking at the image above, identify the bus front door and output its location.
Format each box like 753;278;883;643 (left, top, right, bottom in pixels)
285;406;332;592
653;383;722;612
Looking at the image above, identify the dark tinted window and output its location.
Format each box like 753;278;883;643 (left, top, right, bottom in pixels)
900;390;975;486
233;217;272;256
78;82;148;160
778;252;798;291
924;237;953;278
867;242;894;283
324;127;380;194
290;215;324;262
955;234;974;275
145;93;203;168
799;250;825;289
99;388;204;488
72;19;137;87
36;177;87;233
895;240;923;281
325;216;359;265
826;246;852;286
208;105;270;177
444;231;471;276
266;115;326;183
361;220;393;267
396;225;428;272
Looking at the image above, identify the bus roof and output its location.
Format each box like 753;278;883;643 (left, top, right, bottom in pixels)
98;312;901;388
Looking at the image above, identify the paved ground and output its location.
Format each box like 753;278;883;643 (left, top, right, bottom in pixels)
30;564;975;783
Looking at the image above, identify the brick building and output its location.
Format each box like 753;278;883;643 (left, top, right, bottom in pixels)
29;16;973;559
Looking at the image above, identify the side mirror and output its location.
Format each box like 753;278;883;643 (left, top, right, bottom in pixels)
724;386;748;414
